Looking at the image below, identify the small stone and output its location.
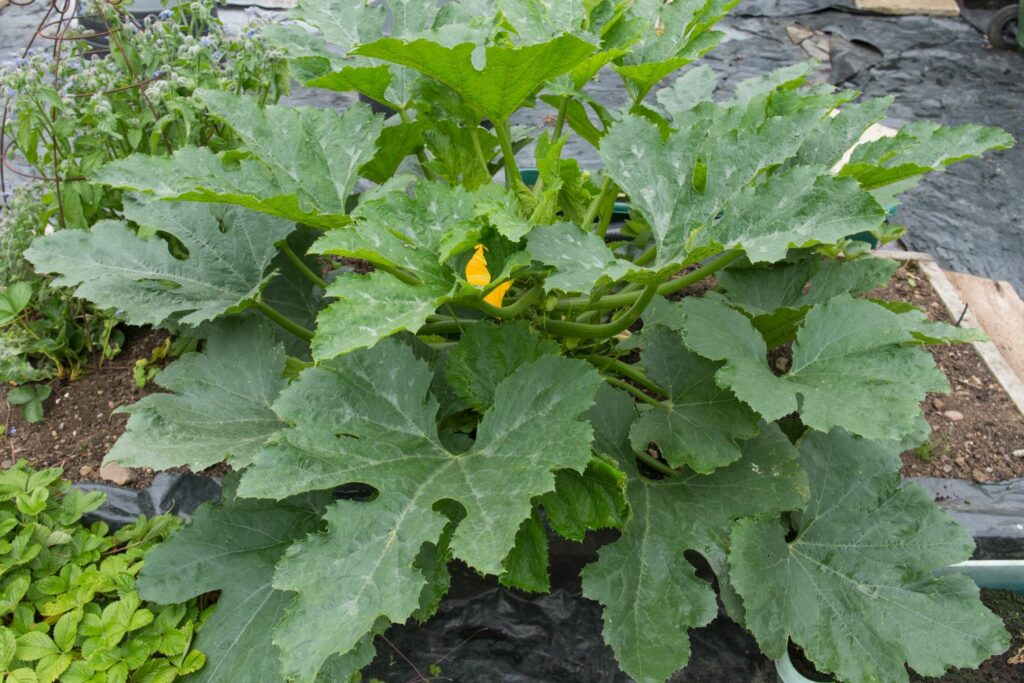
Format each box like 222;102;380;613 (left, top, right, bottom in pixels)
972;468;991;483
1014;449;1024;458
801;40;830;61
0;460;12;469
786;24;814;43
99;462;135;486
107;401;116;409
985;467;994;473
932;398;945;410
942;464;953;474
955;456;967;467
774;356;790;372
79;465;93;477
943;410;965;422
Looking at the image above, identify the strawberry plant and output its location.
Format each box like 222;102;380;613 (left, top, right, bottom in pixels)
0;461;206;682
22;0;1015;681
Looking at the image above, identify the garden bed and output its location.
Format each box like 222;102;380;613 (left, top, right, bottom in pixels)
3;328;172;488
868;258;1024;483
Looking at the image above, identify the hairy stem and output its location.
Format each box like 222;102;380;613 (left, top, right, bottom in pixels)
636;449;678;477
601;375;667;408
472;286;543;319
586;355;667;398
538;281;659;339
582;176;614;229
252;300;314;342
376;262;423;286
279;242;327;289
470;126;491;176
495;120;520;191
399;107;437;181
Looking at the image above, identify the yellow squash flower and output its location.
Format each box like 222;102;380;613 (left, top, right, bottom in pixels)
465;244;514;308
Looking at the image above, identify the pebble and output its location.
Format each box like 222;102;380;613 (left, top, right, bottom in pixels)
1014;449;1024;458
972;468;991;483
955;456;967;467
774;357;790;372
943;410;965;422
79;465;93;477
932;398;945;410
942;464;953;473
99;462;135;486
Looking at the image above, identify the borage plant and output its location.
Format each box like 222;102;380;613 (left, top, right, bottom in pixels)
24;0;1015;681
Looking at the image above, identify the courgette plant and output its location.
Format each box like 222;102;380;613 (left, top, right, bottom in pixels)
22;1;1016;681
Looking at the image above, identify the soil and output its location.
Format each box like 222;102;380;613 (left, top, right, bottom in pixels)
2;328;169;488
789;588;1024;682
868;260;1024;483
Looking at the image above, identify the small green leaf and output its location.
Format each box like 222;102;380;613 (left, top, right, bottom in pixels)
499;509;549;593
52;611;80;652
445;321;559;412
0;628;17;669
0;282;33;326
15;632;59;661
539;458;628;542
33;653;71;683
628;326;759;472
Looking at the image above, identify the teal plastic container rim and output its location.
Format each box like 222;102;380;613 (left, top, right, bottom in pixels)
774;560;1024;682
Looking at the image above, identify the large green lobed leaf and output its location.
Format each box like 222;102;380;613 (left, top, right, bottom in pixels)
730;429;1008;683
581;386;808;683
25;199;293;328
236;339;602;680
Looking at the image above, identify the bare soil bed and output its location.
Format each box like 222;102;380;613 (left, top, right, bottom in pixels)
868;260;1024;483
1;328;167;488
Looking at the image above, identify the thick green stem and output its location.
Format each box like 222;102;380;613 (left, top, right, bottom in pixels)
472;286;543;319
279;242;327;289
586;355;667;398
495;120;520;191
636;449;678;477
376;262;422;286
601;375;667;408
582;176;614;230
634;243;657;267
399;108;436;181
552;250;743;313
470;127;491;176
252;300;314;342
539;281;659;339
418;319;474;336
